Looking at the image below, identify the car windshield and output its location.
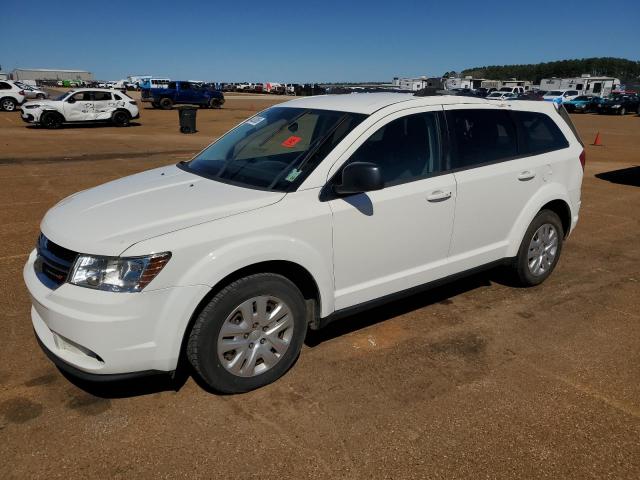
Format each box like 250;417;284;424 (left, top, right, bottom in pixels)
55;91;72;101
179;107;367;192
547;91;563;96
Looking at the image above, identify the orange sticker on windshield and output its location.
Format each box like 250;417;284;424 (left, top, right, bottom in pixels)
281;135;302;148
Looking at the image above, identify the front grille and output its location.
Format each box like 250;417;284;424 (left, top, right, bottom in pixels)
34;233;78;289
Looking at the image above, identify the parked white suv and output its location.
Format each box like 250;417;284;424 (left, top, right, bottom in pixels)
24;93;584;392
0;80;27;111
20;88;139;128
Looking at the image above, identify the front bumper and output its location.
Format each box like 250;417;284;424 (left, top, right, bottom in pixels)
24;249;209;376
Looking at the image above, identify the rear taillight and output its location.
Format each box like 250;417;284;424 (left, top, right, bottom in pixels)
579;149;586;170
18;90;25;96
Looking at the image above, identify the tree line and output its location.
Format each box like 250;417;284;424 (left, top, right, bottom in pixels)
459;57;640;82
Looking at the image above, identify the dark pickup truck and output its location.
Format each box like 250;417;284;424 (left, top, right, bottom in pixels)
141;81;225;110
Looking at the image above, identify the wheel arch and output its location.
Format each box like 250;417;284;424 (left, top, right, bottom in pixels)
174;260;322;375
506;185;573;258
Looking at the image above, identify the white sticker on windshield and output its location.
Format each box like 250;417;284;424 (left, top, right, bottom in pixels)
245;116;265;126
285;169;302;182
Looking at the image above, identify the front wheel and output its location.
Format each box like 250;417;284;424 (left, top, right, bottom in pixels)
159;97;173;110
40;111;63;129
187;273;307;393
512;210;564;286
209;98;224;109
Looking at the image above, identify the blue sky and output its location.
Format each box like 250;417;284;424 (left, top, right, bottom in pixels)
2;0;638;82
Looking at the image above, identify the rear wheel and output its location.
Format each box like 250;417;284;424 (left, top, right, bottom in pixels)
187;273;307;393
112;110;131;127
159;97;173;110
1;97;17;112
36;93;46;100
512;210;564;286
40;111;63;129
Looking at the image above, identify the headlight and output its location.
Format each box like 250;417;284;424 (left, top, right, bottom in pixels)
24;105;41;109
611;105;621;108
69;252;171;292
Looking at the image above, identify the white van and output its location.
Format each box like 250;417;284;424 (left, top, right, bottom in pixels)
24;93;584;392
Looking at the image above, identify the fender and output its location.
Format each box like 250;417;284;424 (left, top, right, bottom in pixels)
505;181;573;258
177;233;334;317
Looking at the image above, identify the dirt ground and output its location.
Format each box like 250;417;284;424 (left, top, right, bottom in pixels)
0;97;639;479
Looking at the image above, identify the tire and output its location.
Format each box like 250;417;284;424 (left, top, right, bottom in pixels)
512;210;564;287
36;93;46;100
1;97;17;112
209;98;224;109
187;273;308;393
619;107;626;116
159;97;173;110
112;110;131;127
40;111;63;129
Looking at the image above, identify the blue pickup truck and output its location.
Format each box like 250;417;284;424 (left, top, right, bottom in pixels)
141;81;225;109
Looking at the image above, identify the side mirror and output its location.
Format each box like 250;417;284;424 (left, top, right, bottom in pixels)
334;162;384;195
67;97;76;104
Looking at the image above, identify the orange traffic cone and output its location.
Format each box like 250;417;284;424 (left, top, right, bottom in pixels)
592;132;603;146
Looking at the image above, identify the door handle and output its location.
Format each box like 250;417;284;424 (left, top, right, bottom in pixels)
518;171;536;181
427;190;452;202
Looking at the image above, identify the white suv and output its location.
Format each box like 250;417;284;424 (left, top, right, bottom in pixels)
0;80;27;111
20;88;139;128
24;93;584;392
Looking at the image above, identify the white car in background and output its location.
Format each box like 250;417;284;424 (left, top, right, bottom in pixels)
20;88;139;128
486;91;517;100
24;93;584;393
0;80;27;111
543;90;580;103
15;82;49;100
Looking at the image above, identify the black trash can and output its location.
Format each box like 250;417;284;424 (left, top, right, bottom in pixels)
178;105;198;134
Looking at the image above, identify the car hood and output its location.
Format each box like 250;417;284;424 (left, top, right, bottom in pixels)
41;165;286;256
23;99;60;108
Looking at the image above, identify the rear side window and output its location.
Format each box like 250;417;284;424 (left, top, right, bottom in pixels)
446;109;517;169
513;111;569;154
0;82;10;90
347;112;443;187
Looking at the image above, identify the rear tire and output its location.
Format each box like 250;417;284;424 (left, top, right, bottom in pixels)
159;97;173;110
1;97;17;112
187;273;307;393
40;111;63;129
36;93;46;100
209;98;224;109
112;110;130;127
512;210;564;287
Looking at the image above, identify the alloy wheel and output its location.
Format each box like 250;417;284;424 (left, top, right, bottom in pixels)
217;296;294;377
527;223;558;276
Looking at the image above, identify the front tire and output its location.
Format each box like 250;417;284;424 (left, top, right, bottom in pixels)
1;97;17;111
159;97;173;110
512;210;564;286
187;273;307;393
40;111;63;129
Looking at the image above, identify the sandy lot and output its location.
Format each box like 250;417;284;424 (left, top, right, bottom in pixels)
0;98;639;479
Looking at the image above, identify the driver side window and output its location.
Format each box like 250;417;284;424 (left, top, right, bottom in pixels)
346;112;443;187
71;92;91;101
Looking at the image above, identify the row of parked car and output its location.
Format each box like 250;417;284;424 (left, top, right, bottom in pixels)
455;86;640;115
0;80;50;111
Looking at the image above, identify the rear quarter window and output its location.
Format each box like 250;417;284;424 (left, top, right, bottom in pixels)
513;111;569;155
